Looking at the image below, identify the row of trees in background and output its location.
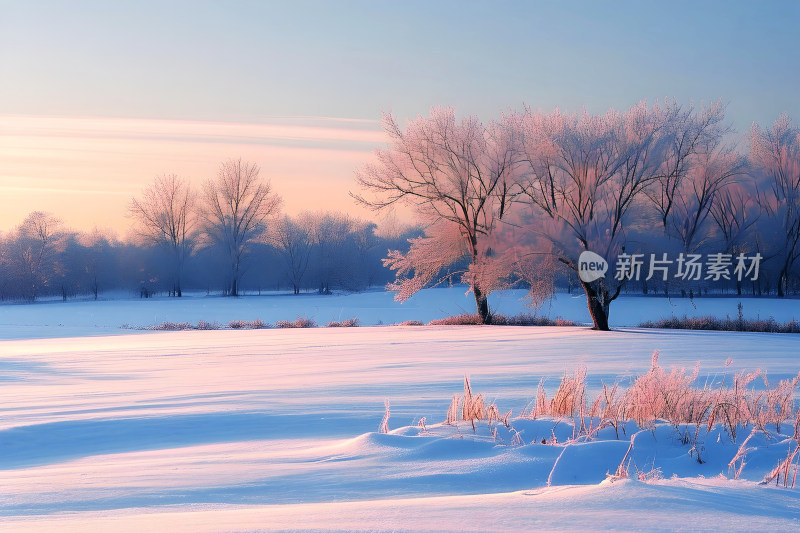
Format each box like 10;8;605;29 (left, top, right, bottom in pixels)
355;103;800;329
0;203;419;302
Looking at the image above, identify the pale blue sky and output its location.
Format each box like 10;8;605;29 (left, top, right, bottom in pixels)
2;0;798;129
0;1;798;231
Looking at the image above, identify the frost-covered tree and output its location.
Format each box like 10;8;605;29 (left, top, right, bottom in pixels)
129;174;196;297
647;104;744;253
659;149;744;253
7;212;65;300
517;102;727;330
271;214;313;294
711;180;760;256
200;158;281;296
750;114;800;297
706;175;764;295
354;108;520;324
75;229;118;300
350;219;381;288
307;211;353;294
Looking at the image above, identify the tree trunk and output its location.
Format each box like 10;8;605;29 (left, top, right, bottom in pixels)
579;279;611;331
473;285;491;324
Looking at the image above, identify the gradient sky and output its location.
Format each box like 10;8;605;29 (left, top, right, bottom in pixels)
1;0;799;234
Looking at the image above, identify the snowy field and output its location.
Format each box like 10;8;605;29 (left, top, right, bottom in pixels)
2;290;800;531
0;287;798;339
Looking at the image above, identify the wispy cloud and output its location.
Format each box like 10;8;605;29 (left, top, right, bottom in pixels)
0;115;384;232
1;115;384;147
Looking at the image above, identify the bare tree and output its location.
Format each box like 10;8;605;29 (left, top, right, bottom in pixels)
751;115;800;297
350;219;381;288
710;180;761;295
129;174;196;297
201;158;281;296
647;102;728;232
307;211;353;294
650;145;745;253
354;108;520;323
711;181;760;255
9;212;64;300
77;229;117;300
517;102;727;330
271;214;313;294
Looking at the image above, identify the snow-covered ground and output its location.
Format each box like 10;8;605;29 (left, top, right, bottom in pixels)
0;287;797;339
2;290;800;531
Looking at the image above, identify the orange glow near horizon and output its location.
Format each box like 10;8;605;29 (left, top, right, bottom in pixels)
0;115;386;235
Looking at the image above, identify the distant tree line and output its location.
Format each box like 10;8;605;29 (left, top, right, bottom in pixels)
0;159;421;301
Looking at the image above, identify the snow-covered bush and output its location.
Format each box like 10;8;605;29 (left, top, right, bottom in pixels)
327;318;359;327
428;314;484;326
639;315;800;333
228;319;269;329
397;320;424;326
428;313;575;326
276;316;316;328
145;321;193;331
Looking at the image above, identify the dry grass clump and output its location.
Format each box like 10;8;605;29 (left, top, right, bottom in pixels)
433;356;800;483
397;320;425;326
228;319;269;329
444;352;800;457
133;319;273;330
429;313;575;326
760;418;800;487
379;399;390;434
145;321;193;331
196;320;222;330
639;315;800;334
276;316;317;328
519;351;800;448
429;314;485;326
327;318;359;327
446;375;511;432
492;314;576;326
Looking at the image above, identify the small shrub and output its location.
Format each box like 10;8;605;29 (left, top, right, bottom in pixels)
428;314;484;326
428;313;575;326
551;366;587;420
461;375;486;430
276;316;316;328
228;319;269;329
494;314;576;327
327;318;359;327
639;314;800;334
196;320;222;330
398;320;424;326
146;321;193;331
247;318;269;329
